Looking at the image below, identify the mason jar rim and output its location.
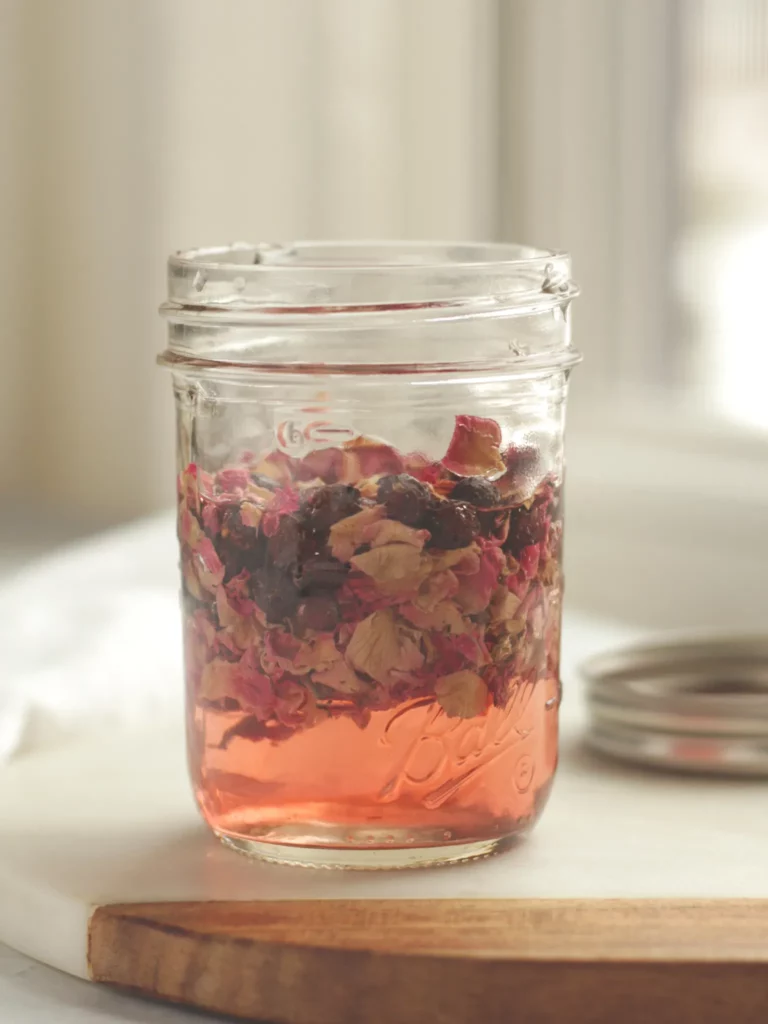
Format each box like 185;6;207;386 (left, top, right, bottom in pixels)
159;240;580;377
169;240;568;273
163;241;577;313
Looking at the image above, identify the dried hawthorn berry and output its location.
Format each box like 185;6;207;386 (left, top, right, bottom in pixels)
450;476;501;508
504;444;540;485
295;595;340;633
424;501;479;549
267;516;302;567
301;484;362;533
505;503;548;557
294;555;349;594
376;474;432;525
251;565;300;623
216;502;267;579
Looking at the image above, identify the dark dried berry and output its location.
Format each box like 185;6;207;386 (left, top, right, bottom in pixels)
219;503;258;548
267;516;302;567
295;595;340;633
504;444;540;482
376;474;432;525
294;556;349;594
301;484;362;533
450;476;501;508
216;502;268;579
251;565;300;623
504;503;548;557
477;508;511;542
424;501;479;549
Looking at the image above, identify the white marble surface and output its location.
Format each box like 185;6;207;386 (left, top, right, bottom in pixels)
0;942;213;1023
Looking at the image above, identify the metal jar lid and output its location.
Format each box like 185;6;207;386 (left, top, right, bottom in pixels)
580;635;768;776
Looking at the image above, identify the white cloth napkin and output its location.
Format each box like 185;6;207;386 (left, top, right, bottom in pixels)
0;513;183;761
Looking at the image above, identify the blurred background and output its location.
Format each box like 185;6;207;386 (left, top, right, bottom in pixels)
1;0;767;628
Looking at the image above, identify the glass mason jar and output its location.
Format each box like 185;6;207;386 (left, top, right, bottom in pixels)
159;242;580;869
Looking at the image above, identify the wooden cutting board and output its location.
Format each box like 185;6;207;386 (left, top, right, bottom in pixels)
89;898;768;1023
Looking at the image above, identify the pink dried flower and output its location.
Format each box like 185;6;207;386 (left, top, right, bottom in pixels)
435;670;489;718
519;543;541;580
454;541;505;614
442;415;505;478
400;600;466;634
412;569;459;612
350;544;431;596
262;487;301;537
216;467;251;493
253;450;301;486
195;537;226;590
343;437;404;478
201;501;221;536
345;609;425;684
403;452;444;486
273;679;319;728
299;447;345;483
328;506;385;562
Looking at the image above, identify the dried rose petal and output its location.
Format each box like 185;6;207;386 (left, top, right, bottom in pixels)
519;543;541;580
435;669;489;718
299;447;345;483
312;659;367;694
262;488;301;538
345;609;424;684
195;537;225;592
273;679;319;728
403;452;444;486
400;600;466;634
489;586;521;623
412;569;459;612
328;506;385;561
263;629;340;676
239;501;264;529
253;450;301;486
454;542;505;615
364;519;430;551
350;545;430;595
442;415;505;478
343;437;404;479
178;507;203;548
216;467;250;493
230;647;275;718
199;658;241;705
430;544;481;575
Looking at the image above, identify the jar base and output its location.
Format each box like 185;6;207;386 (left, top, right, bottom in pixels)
215;827;526;870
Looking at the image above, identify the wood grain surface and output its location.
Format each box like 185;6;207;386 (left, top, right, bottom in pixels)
88;899;768;1023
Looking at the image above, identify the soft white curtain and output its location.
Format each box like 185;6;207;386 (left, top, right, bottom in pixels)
1;0;501;522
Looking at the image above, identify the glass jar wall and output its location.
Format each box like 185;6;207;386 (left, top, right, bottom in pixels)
160;242;580;868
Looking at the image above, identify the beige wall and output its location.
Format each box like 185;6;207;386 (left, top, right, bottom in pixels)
1;0;500;521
